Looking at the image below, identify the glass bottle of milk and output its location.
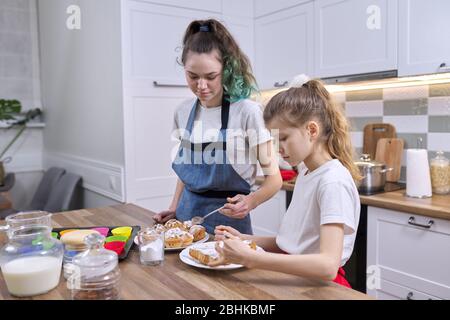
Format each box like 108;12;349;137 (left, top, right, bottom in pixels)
0;211;64;297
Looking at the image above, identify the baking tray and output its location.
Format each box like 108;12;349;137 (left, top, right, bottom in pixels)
52;225;141;260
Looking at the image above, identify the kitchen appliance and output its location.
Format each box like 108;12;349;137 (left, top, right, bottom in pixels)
375;138;404;182
363;123;397;160
355;154;393;195
406;149;432;198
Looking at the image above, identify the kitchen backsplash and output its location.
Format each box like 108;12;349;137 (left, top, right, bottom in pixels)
0;0;40;110
259;82;450;183
343;83;450;182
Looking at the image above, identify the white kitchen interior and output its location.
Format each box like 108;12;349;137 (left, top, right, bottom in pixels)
0;0;449;301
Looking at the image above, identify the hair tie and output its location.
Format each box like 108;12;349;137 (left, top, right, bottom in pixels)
199;25;210;32
289;74;310;88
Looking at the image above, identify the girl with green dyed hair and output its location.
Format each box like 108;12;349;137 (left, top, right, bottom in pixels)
153;19;282;236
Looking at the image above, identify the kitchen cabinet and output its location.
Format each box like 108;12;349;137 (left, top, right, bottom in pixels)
251;190;286;236
135;0;222;13
314;0;398;78
254;2;314;90
367;206;450;300
254;0;311;18
121;1;255;209
398;0;450;76
221;16;255;68
122;1;221;91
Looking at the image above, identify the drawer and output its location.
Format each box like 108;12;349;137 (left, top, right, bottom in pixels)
367;207;450;299
369;278;441;300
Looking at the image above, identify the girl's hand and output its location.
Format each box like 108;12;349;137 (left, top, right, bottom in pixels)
152;209;176;224
208;234;255;267
220;194;255;219
214;225;242;241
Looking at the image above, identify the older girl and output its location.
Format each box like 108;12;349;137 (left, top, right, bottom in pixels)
153;19;282;234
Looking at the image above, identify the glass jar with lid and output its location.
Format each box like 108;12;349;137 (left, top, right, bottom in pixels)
0;211;64;297
430;151;450;194
67;233;120;300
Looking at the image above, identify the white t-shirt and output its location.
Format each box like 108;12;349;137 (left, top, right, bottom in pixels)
172;98;272;188
276;159;360;266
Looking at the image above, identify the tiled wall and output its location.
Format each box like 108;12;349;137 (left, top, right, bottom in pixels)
341;83;450;182
0;0;40;110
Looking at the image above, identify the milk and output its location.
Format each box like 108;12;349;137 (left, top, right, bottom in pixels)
1;256;62;297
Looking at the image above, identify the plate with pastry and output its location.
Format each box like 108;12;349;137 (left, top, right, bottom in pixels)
179;240;261;270
134;219;209;251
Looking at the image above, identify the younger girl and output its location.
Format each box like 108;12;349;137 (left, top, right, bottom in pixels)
211;79;361;287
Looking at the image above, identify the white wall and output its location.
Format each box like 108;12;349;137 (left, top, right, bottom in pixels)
37;0;124;208
0;0;44;210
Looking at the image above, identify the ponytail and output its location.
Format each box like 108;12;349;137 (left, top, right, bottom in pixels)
181;19;257;102
264;80;361;181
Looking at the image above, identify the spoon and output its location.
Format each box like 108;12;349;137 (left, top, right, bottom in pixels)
191;205;225;225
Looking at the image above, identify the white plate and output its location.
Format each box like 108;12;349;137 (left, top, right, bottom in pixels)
179;241;263;270
134;233;209;251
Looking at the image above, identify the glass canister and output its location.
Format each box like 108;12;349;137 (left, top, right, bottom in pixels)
138;227;164;266
67;233;120;300
430;151;450;194
0;211;64;297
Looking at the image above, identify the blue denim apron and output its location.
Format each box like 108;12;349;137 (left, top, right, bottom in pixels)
172;94;253;235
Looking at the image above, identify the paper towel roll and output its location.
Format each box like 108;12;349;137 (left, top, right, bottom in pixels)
406;149;432;198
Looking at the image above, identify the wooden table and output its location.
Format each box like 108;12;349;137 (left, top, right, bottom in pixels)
0;204;371;300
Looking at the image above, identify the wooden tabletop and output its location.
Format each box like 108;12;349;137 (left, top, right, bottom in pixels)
0;204;370;300
359;190;450;221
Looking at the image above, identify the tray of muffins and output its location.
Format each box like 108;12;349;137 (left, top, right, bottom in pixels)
133;219;209;251
52;226;141;260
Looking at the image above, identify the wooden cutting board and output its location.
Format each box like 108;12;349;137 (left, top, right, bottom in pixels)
375;138;404;182
363;123;397;159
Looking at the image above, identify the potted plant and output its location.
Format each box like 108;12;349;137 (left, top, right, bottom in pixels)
0;99;42;185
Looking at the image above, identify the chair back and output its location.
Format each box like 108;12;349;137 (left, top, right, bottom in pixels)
27;167;66;210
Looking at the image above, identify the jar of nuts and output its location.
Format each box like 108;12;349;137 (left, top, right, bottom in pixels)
430;151;450;195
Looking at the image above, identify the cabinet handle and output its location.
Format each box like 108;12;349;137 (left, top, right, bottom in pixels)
274;81;288;88
153;81;188;88
408;217;434;229
438;62;450;72
406;292;414;300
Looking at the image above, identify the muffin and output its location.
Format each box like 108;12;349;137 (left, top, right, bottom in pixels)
182;220;193;230
189;225;206;242
153;224;166;233
164;219;185;230
181;232;194;247
60;229;101;251
164;228;184;248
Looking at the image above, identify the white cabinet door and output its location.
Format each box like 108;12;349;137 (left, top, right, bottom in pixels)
135;0;222;13
254;0;311;18
314;0;398;78
367;206;450;299
251;190;286;236
255;2;314;90
122;1;221;92
221;16;255;68
398;0;450;76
